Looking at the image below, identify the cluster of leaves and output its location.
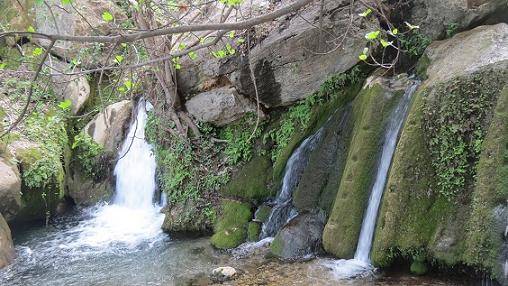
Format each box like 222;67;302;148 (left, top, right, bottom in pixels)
399;31;432;58
22;108;68;191
423;71;505;199
219;113;263;164
265;66;365;163
71;132;104;178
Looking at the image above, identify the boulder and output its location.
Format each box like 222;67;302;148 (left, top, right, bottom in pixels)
185;86;259;126
178;0;378;108
0;213;14;269
406;0;508;40
420;23;508;85
0;157;21;221
211;266;237;282
66;174;112;206
84;100;133;153
161;198;213;237
46;57;90;114
270;212;325;260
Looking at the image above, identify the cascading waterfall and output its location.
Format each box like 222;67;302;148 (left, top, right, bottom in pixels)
59;99;165;250
260;128;324;239
325;80;420;278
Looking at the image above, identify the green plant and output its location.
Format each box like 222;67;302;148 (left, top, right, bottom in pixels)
220;113;263;164
446;23;459;38
72;132;104;178
400;31;431;58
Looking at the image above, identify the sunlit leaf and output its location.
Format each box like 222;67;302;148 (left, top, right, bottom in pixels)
228;31;235;38
365;30;380;40
61;0;72;5
0;63;6;70
102;11;114;22
124;80;133;90
114;55;124;64
391;28;399;35
358;8;372;17
380;39;392;48
188;51;198;60
27;26;36;33
58;99;72;111
32;47;43;56
359;54;368;61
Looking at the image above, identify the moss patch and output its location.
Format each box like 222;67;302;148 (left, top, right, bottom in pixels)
247;221;261;242
211;200;252;249
254;205;272;223
323;83;402;258
222;155;273;201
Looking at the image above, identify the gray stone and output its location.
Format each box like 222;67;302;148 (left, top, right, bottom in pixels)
84;100;133;153
270;212;325;260
407;0;508;40
211;266;237;282
0;213;14;269
185;86;258;126
0;157;21;221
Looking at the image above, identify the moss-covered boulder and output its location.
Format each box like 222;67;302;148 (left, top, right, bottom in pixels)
322;75;410;258
162;198;215;237
247;221;261;242
372;24;508;283
211;200;252;249
221;156;273;201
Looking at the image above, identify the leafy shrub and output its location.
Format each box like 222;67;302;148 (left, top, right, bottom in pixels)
72;132;104;178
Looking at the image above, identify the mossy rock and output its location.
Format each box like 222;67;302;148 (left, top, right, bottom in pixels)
323;83;403;258
247;221;261;242
16;147;43;169
211;200;252;249
254;205;272;223
221;156;273;201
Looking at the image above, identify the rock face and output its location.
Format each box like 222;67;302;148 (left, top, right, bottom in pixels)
84;100;133;153
178;0;378;108
407;0;508;40
371;24;508;284
66;174;112;206
46;57;90;114
0;214;14;269
185;86;258;126
270;212;325;260
0;157;22;221
322;74;412;258
161;199;213;236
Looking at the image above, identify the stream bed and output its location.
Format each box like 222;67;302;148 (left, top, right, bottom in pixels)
0;209;472;286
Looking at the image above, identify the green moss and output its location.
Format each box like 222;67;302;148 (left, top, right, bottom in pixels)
270;234;284;256
463;86;508;278
210;200;252;249
323;84;402;258
247;221;261;242
415;55;430;80
254;205;272;223
222;155;273;201
410;261;428;275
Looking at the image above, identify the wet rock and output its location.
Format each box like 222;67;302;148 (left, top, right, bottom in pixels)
66;174;113;206
161;198;213;237
270;212;325;260
185;86;259;126
46;57;90;114
0;157;21;221
211;266;237;282
84;100;133;153
406;0;508;40
0;213;14;269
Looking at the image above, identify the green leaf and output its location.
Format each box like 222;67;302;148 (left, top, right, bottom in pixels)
172;57;181;70
365;30;380;40
58;99;72;111
124;80;133;90
27;26;36;33
114;55;124;64
0;63;6;70
359;54;367;61
228;31;235;38
102;11;114;22
35;0;44;5
61;0;72;5
380;39;392;48
188;51;198;60
178;43;186;50
391;28;399;35
32;47;43;56
236;37;245;45
358;8;372;17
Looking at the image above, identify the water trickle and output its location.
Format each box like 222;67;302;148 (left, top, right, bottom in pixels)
325;80;420;279
260;128;324;238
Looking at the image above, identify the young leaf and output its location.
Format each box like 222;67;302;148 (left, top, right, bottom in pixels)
35;0;44;5
58;99;72;111
114;55;124;64
61;0;72;5
359;54;367;61
365;30;380;40
0;63;6;70
102;11;114;22
380;39;392;48
27;26;36;33
188;51;198;60
32;47;43;56
358;8;372;17
228;31;235;38
391;28;399;35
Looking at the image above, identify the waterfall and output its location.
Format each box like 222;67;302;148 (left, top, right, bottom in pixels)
354;81;420;262
65;99;165;250
260;128;324;238
324;80;420;278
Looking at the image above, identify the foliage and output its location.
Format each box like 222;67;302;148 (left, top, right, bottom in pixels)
72;132;104;178
446;23;459;38
265;66;365;164
422;70;505;199
400;31;431;58
220;113;263;164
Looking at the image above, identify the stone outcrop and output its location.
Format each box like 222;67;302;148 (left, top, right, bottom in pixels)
0;157;21;221
406;0;508;40
185;86;259;126
46;57;91;115
84;100;133;153
0;214;14;269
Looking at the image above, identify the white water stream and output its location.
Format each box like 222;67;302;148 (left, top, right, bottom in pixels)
325;81;420;279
